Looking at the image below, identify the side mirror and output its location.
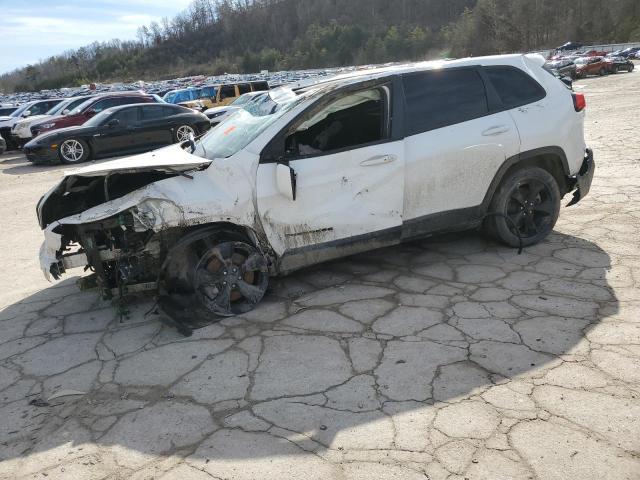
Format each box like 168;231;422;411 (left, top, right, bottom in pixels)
22;110;31;117
276;163;297;201
106;118;120;129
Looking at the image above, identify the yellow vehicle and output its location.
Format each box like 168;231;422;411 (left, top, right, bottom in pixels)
178;81;270;110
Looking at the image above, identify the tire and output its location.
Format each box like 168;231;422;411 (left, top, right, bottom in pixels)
160;229;269;322
483;166;561;248
174;124;196;143
629;64;635;73
58;138;90;164
599;68;606;76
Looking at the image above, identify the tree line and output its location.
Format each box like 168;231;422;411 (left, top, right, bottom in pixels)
1;0;638;93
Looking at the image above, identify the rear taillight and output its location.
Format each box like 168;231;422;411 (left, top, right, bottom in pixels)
572;93;586;112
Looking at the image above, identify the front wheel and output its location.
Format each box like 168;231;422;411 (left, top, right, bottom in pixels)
599;68;606;76
484;167;561;248
58;138;90;164
174;124;196;143
160;232;269;322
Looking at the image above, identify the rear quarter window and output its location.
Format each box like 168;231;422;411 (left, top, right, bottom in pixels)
484;66;546;109
402;68;489;135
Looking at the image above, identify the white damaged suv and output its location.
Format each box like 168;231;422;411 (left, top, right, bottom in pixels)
37;54;594;331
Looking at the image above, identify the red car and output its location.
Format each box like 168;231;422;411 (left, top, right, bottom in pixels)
30;92;160;136
574;56;608;78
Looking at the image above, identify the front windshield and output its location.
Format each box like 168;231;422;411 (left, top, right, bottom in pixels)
10;103;32;117
193;90;303;160
83;110;112;127
70;98;95;115
231;94;254;106
164;90;198;104
47;98;77;116
199;87;218;98
574;58;588;65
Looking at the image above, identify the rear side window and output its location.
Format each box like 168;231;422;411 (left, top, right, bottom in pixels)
162;106;180;116
141;105;165;120
251;81;269;91
238;83;251;95
92;98;120;113
484;66;546;109
118;96;148;106
220;85;236;100
112;107;139;124
402;68;489;135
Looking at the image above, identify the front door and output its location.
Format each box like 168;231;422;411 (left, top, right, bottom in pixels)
256;85;405;272
93;107;144;156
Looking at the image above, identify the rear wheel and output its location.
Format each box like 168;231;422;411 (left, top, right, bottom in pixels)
174;124;195;143
58;138;90;164
484;167;561;248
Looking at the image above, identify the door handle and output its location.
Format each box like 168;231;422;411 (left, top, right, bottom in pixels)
360;155;396;167
482;125;510;136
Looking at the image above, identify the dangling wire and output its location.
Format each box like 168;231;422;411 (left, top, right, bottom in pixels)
483;212;524;255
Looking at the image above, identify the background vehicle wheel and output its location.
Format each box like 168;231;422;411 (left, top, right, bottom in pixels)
58;138;90;164
160;230;269;322
484;166;561;248
174;125;195;143
599;68;606;76
629;64;635;72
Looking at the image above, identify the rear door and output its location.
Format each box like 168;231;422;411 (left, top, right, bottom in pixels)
401;67;520;235
256;83;405;271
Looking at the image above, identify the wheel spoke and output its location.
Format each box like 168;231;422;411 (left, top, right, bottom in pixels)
510;188;527;206
198;268;225;286
533;200;555;215
524;215;538;235
235;279;264;304
526;180;545;203
242;252;266;273
213;283;231;312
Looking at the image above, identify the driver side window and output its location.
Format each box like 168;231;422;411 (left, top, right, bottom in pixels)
285;87;389;158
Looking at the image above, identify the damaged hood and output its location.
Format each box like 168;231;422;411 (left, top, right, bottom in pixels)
66;144;212;177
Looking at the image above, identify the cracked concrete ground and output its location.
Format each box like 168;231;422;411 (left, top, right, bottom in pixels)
1;70;640;480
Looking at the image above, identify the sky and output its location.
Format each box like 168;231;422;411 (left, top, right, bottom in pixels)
0;0;194;74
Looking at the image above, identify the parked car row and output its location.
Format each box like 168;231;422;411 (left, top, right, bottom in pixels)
163;80;270;110
24;103;210;164
545;50;636;79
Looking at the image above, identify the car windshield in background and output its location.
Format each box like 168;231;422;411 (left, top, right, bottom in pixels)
164;90;198;103
47;98;79;116
69;98;95;115
83;110;112;127
574;58;589;65
193;89;301;160
199;87;218;98
10;103;32;117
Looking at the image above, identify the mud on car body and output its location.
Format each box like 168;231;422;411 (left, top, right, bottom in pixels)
37;54;594;333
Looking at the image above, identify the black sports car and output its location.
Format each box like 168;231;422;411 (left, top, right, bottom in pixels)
24;103;210;164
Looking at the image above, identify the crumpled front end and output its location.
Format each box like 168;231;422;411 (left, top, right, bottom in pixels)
37;152;259;299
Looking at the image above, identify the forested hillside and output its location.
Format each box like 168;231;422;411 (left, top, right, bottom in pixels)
2;0;639;92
